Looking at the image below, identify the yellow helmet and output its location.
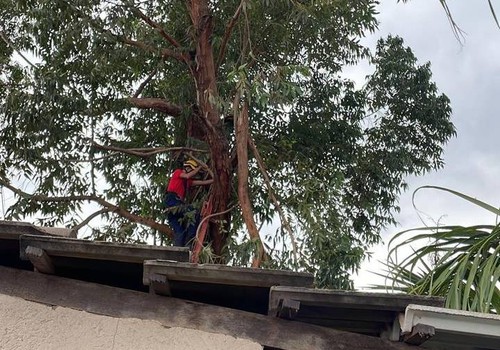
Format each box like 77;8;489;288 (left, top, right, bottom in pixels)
183;159;198;170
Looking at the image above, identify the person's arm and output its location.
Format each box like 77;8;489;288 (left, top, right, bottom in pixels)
191;165;214;186
192;178;213;186
179;166;202;179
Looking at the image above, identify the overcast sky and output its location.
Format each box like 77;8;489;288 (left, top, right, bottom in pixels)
354;1;500;288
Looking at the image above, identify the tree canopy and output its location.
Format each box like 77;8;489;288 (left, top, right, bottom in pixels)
0;0;455;288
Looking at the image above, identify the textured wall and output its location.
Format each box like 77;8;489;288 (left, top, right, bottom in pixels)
0;294;262;350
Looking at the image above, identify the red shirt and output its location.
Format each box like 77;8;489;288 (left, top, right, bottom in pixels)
167;169;193;200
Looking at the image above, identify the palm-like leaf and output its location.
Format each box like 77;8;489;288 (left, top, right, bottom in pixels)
384;186;500;314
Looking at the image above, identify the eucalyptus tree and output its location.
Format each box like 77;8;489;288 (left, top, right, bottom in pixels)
0;0;455;288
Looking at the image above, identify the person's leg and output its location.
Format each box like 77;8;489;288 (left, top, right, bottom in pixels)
164;194;186;247
185;207;201;248
167;213;186;246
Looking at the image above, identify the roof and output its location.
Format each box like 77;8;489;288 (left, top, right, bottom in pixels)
1;220;498;350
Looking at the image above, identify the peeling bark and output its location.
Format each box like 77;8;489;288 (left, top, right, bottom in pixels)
235;102;266;267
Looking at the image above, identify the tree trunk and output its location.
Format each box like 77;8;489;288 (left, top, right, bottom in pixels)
188;0;232;259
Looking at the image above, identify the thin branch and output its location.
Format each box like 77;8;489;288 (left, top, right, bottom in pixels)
216;0;244;69
130;7;182;48
127;97;183;116
128;4;196;78
191;202;238;263
56;0;186;63
133;67;158;98
0;179;30;199
72;208;111;232
248;137;298;264
92;142;208;158
121;37;185;61
0;31;36;68
0;178;173;238
438;0;466;44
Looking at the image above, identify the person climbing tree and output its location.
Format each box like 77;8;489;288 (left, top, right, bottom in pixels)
164;159;213;247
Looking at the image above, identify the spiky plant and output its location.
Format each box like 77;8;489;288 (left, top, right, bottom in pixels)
383;186;500;314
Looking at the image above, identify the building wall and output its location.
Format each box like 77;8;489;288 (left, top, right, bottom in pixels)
0;294;262;350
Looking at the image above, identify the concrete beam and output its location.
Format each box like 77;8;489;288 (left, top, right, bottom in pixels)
268;286;445;338
143;260;314;288
25;246;55;274
0;220;75;239
19;234;189;264
403;323;435;345
278;299;301;320
269;286;445;316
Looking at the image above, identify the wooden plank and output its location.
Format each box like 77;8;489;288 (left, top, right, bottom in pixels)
143;260;314;288
0;266;414;350
25;246;55;274
19;234;190;263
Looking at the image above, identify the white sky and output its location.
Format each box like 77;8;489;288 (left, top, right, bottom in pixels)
354;1;500;289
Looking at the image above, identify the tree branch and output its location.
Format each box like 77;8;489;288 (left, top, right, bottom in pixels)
248;137;298;264
130;7;182;48
216;0;244;69
92;142;207;158
127;97;183;116
121;37;185;61
0;31;36;68
234;99;266;267
133;67;158;98
72;208;111;233
0;178;173;239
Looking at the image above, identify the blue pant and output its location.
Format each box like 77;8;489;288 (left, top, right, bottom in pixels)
164;193;200;247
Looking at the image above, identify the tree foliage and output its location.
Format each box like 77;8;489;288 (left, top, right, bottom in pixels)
0;0;455;288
